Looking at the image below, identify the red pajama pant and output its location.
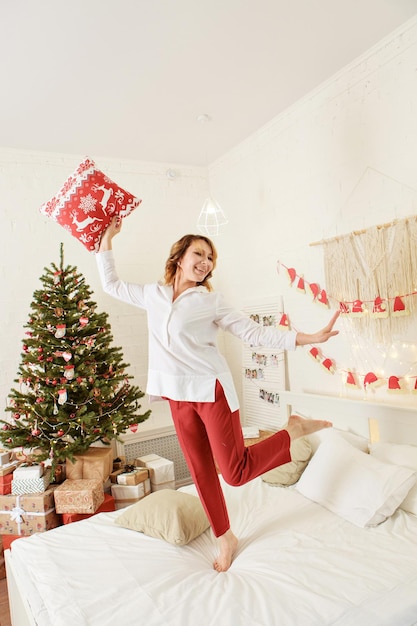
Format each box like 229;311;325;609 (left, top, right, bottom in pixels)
167;380;291;537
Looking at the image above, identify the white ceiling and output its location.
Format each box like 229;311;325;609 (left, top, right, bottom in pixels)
2;0;417;167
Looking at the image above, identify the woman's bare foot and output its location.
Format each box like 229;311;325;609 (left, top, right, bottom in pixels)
286;414;332;441
213;529;238;572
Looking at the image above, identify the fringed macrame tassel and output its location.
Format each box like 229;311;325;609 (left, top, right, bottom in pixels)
322;217;417;345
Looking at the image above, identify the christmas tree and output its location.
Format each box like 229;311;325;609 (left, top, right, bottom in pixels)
0;244;150;474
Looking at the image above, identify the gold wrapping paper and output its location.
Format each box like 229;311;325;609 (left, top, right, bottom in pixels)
110;469;125;483
66;447;113;482
0;462;18;477
116;469;149;486
54;479;104;514
135;454;175;485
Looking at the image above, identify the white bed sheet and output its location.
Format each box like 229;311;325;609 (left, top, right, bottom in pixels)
9;477;417;626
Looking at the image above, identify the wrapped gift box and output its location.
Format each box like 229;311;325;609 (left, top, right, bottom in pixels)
111;479;151;510
13;463;44;479
110;463;143;483
0;450;11;466
0;474;13;496
12;469;51;495
66;447;113;482
0;462;18;477
2;534;23;550
61;493;115;524
110;469;124;483
0;487;60;536
54;479;104;514
116;468;149;486
135;454;175;491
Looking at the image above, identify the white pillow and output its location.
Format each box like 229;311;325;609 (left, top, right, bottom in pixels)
370;442;417;516
308;427;369;454
296;437;417;527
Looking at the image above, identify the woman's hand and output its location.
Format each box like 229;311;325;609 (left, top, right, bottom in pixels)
295;310;340;346
98;216;122;252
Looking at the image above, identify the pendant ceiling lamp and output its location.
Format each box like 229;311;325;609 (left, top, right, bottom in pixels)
196;114;228;237
197;196;228;236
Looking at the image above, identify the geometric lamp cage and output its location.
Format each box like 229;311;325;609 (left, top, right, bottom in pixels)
197;196;228;236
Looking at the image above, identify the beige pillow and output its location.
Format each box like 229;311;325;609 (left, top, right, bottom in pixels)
262;436;312;486
115;489;210;545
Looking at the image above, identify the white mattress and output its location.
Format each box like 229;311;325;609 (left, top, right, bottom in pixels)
10;477;417;626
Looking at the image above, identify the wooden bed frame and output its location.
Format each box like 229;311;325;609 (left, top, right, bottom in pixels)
4;391;417;625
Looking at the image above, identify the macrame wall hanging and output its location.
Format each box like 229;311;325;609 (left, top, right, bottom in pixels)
318;216;417;345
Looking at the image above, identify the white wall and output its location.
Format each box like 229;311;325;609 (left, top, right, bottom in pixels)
1;16;416;441
209;16;417;409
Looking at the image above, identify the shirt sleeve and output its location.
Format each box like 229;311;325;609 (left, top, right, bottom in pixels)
95;250;146;308
215;293;297;351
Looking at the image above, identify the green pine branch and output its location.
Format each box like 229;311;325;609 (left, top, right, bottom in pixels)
0;244;151;475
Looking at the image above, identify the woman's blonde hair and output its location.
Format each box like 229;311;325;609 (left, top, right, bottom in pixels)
164;234;218;291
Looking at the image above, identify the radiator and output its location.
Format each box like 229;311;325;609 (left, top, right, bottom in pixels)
121;432;192;487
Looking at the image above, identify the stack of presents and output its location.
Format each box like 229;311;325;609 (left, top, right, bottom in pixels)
0;446;175;571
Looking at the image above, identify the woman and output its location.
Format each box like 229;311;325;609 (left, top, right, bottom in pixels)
97;217;339;572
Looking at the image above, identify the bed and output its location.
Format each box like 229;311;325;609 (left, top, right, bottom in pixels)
5;392;417;626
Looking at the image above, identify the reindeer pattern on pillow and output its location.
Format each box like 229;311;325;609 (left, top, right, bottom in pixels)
40;157;141;252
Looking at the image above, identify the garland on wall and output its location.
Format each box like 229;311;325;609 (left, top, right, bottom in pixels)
277;260;417;318
275;301;417;394
276;216;417;394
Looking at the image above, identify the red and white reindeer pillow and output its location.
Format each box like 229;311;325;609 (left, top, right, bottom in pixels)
39;157;141;252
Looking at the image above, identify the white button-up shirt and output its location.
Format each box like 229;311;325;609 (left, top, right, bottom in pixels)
96;251;297;412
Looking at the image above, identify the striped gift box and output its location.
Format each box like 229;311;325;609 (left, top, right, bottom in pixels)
12;470;51;495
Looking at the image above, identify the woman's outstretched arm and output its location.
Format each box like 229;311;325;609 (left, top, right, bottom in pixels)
99;216;122;252
295;310;340;346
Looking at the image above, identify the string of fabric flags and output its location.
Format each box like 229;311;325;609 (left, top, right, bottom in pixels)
277;260;416;317
276;260;417;394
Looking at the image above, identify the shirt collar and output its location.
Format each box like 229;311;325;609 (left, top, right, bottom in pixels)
158;283;208;301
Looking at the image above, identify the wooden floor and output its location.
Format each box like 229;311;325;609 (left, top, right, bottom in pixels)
0;576;11;626
0;546;11;626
